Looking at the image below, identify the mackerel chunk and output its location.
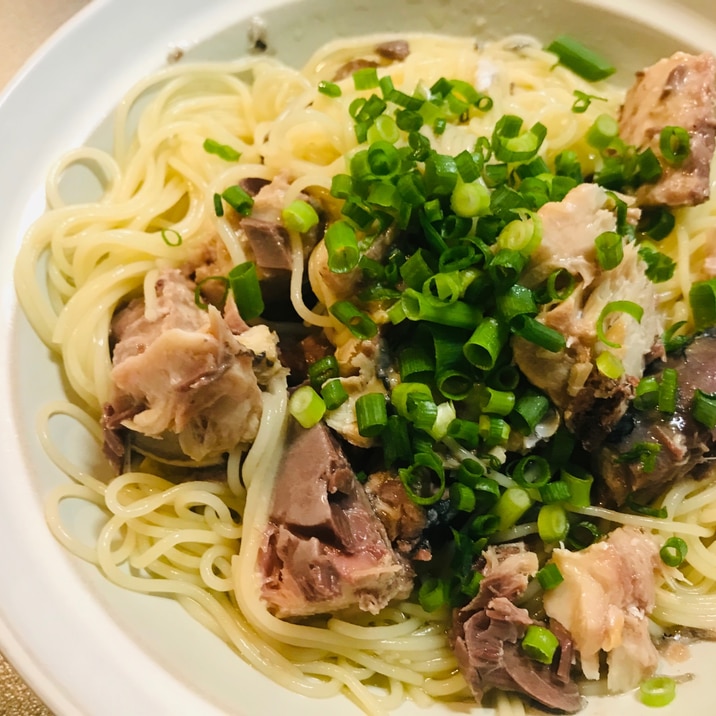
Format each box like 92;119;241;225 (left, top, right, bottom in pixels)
619;51;716;207
259;422;413;618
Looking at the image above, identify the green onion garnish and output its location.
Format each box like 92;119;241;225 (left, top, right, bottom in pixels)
689;278;716;331
324;220;360;274
512;315;566;352
566;520;601;550
660;537;688;567
463;317;508;371
449;482;477;512
160;228;182;247
307;354;339;390
692;389;716;429
492;486;532;531
594;230;623;270
228;261;264;320
317;80;342;97
539;480;571;504
329;300;377;339
659;126;691;165
221;185;254;215
634;375;660;411
639;676;676;708
521;625;560;665
418;577;449;612
320;378;349;411
626;495;667;519
538;503;569;543
546;35;616;81
355;392;388;437
571;89;606;113
511;391;550;435
282;199;320;233
512;455;551;488
353;66;380;90
289;385;326;429
213;192;224;217
616;441;662;473
561;468;593;507
203;138;241;162
658;368;678;413
536;563;564;590
596;300;644;349
399;451;446;506
586;113;619;150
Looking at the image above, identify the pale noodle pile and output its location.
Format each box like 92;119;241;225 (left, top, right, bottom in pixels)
12;32;716;715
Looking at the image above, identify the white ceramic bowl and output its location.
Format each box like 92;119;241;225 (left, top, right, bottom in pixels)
2;1;716;714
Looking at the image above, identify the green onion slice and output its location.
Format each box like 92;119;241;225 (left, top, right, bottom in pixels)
546;35;616;81
228;262;264;320
659;126;691;165
521;625;560;665
203;138;241;161
289;385;326;429
660;537;688;567
355;392;388;438
329;300;377;339
639;676;676;708
596;300;644;349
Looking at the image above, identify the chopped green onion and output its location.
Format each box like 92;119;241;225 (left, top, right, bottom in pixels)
282;200;320;233
512;455;551;488
213;192;224;217
638;207;675;241
566;520;601;550
689;278;716;331
539;480;571;504
401;289;482;329
662;321;692;354
616;441;662;473
221;185;254;216
324;221;360;273
546;35;616;81
639;676;676;708
355;392;388;437
399;451;446;506
307;355;339;390
634;375;660;410
561;468;593;507
320;378;349;411
536;563;564;590
447;418;480;448
511;391;550;435
194;275;229;310
424;152;459;196
317;80;342;97
512;315;566;352
492;115;547;162
228;261;264;320
692;389;716;429
289;385;326;428
478;385;515;416
658;368;678;413
478;414;511;446
596;350;624;379
571;89;606;113
418;577;449;612
659;126;691;165
626;496;667;519
463;317;508;371
492;486;532;531
382;415;412;466
594;230;623;270
160;228;182;247
329;300;377;339
596;300;644;349
660;537;688;567
467;513;501;538
400;249;436;290
456;459;487;488
538;503;569;543
450;482;476;512
450;181;490;217
496;216;543;256
586;113;619;150
637;148;663;184
391;382;433;419
203;138;241;161
367;140;401;176
521;625;560;665
496;283;538;326
353;66;380;90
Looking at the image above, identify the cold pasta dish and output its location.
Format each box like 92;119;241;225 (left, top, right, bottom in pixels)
14;27;716;715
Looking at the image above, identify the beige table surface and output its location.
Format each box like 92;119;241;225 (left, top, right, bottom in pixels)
0;1;91;711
